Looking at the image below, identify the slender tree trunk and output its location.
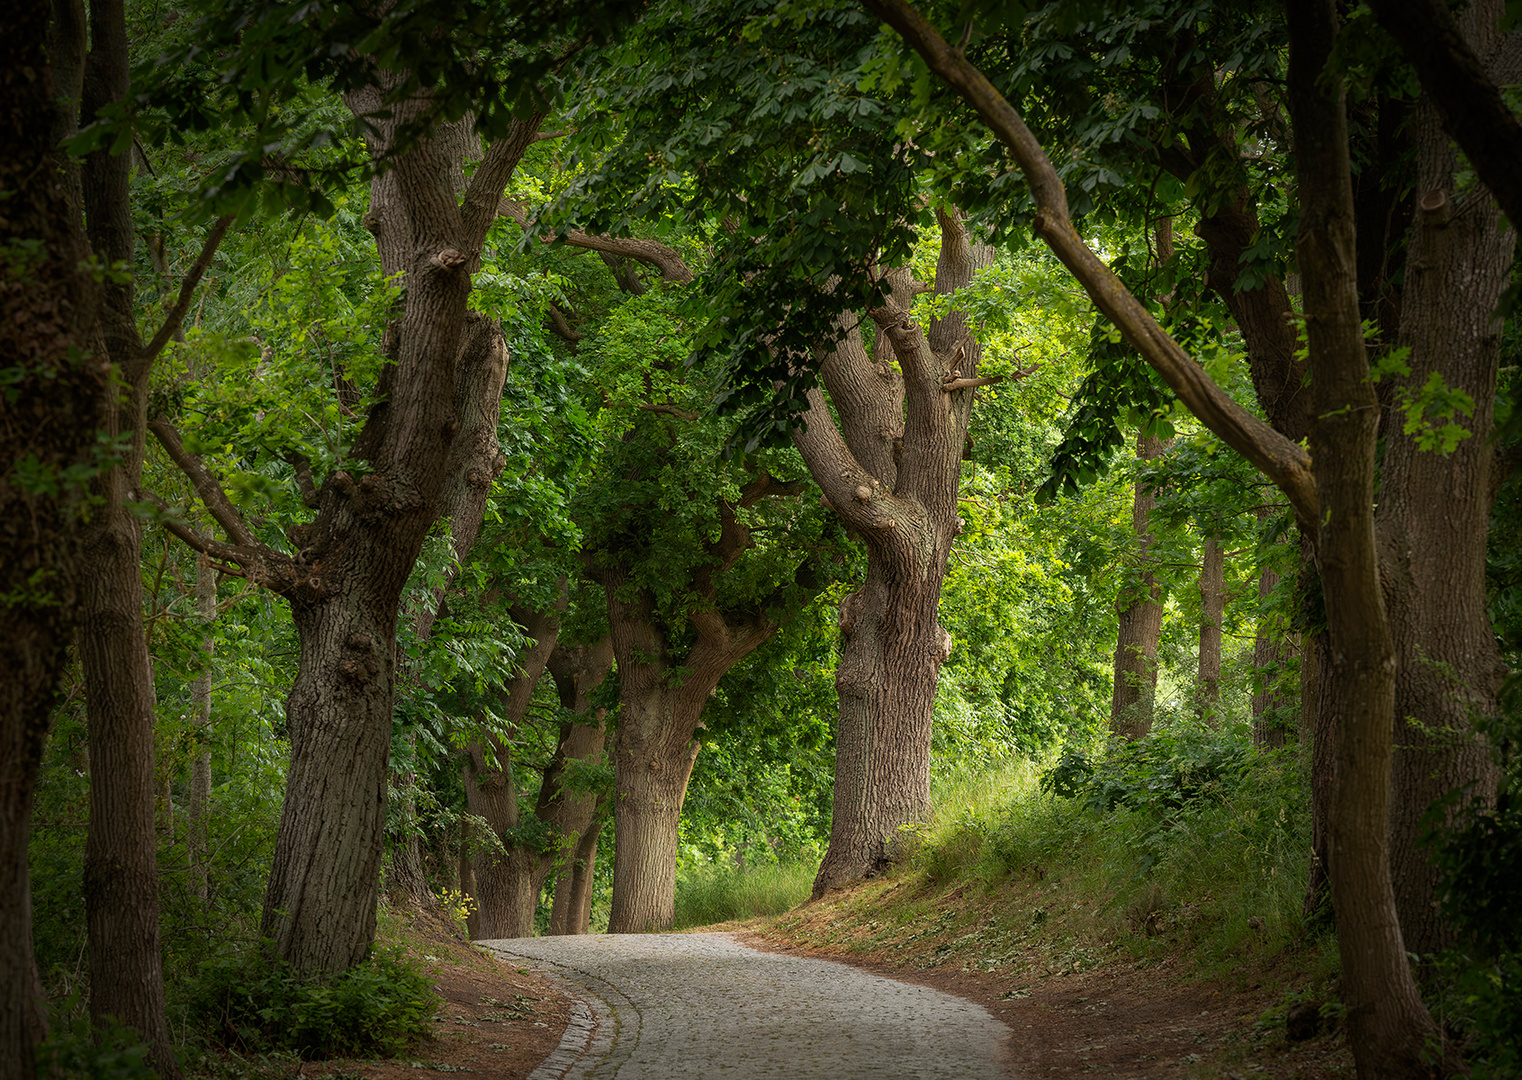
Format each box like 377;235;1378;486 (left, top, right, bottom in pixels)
1195;531;1225;723
188;552;214;905
462;598;561;939
1378;38;1511;960
1287;1;1454;1071
544;640;614;935
75;2;180;1068
1111;434;1168;739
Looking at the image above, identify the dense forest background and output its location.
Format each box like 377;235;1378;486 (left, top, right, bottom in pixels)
4;0;1521;1078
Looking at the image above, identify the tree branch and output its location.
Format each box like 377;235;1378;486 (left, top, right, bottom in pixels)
638;402;699;421
142;215;233;364
498;197;695;283
1367;0;1522;237
462;115;547;252
137;489;300;593
861;0;1318;529
147;417;260;549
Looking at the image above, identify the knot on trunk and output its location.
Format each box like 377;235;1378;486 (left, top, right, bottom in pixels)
431;248;468;270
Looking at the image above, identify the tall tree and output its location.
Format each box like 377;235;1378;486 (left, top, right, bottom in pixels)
858;0;1460;1072
795;209;997;893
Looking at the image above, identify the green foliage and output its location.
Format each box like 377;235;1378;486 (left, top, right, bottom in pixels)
671;860;816;929
33;1001;158;1080
1040;725;1251;817
185;945;437;1060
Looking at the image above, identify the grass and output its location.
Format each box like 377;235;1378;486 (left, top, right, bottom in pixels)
672;858;818;929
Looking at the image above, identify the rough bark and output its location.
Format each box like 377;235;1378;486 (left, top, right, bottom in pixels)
73;2;183;1068
1377;21;1512;960
1287;0;1454;1072
1195;532;1225;723
1111;434;1168;739
0;0;103;1070
601;556;786;932
798;208;990;896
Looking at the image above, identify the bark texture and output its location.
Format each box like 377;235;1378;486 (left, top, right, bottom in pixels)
0;0;103;1070
1376;14;1513;959
1111;434;1168;739
1287;0;1453;1072
543;640;614;936
799;209;991;896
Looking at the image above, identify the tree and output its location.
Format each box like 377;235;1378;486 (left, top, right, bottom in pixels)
133;0;639;973
1111;433;1169;739
858;0;1459;1072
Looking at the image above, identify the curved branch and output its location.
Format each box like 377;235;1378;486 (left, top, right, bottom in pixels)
861;0;1318;528
147;417;259;549
498;197;694;283
142;215;233;365
137;489;301;594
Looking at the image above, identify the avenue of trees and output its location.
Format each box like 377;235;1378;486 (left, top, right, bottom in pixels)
4;1;1520;1078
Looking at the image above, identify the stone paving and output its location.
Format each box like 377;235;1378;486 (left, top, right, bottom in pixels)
477;932;1011;1080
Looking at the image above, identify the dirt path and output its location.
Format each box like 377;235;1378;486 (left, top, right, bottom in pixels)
479;932;1012;1079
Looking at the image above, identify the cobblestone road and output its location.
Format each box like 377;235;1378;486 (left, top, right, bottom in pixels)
478;932;1011;1080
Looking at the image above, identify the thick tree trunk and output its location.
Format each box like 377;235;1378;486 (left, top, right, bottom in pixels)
1195;532;1225;723
797;209;990;897
1111;434;1169;739
607;687;701;933
602;580;774;933
0;0;101;1071
1378;52;1511;960
1287;1;1454;1072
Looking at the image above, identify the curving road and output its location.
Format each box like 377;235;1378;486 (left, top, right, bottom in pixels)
478;932;1011;1080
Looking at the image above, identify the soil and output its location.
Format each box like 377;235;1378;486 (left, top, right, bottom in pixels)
733;887;1357;1080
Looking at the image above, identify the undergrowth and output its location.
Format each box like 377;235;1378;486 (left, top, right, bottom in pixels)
185;943;437;1060
672;858;817;929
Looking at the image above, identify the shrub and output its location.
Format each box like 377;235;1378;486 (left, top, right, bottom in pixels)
33;1002;158;1080
186;944;437;1060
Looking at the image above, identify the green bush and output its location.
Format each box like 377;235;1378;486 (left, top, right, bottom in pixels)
185;944;437;1060
33;1002;159;1080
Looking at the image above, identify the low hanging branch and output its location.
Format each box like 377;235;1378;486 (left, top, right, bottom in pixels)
141;215;234;363
860;0;1318;529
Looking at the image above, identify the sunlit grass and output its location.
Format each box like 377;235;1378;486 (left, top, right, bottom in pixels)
672;859;817;929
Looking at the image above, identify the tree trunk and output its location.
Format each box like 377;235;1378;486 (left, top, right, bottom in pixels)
462;598;562;940
0;0;102;1071
188;552;215;905
247;88;539;967
544;639;614;935
1195;531;1225;723
1111;434;1169;739
75;1;181;1068
602;575;776;933
797;208;991;897
1378;37;1511;961
1287;1;1454;1071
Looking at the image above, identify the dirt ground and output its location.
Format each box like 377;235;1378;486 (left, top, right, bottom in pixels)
736;892;1356;1080
295;914;573;1080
